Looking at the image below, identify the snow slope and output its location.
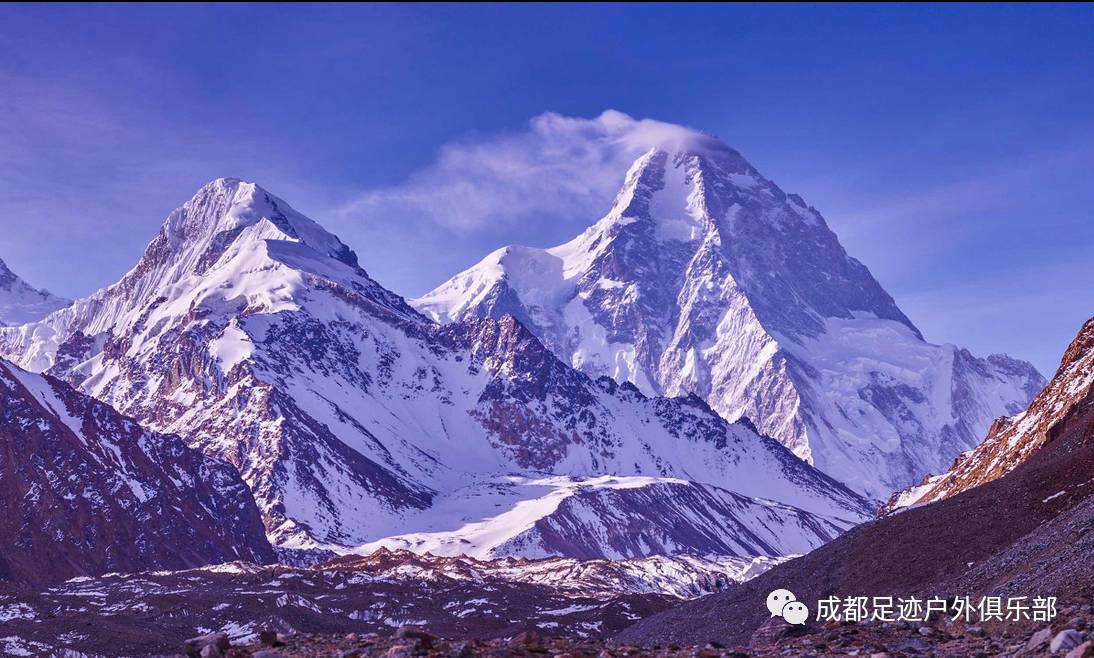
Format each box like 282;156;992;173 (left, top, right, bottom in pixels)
0;179;870;561
0;258;70;326
355;474;848;560
414;136;1044;501
884;315;1094;511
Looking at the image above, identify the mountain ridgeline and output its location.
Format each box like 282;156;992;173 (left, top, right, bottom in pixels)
414;137;1043;500
0;124;1050;595
0;177;870;570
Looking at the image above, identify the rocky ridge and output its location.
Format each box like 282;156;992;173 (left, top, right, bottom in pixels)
415;130;1044;501
0;356;274;585
0;179;869;563
0;257;69;326
886;316;1094;512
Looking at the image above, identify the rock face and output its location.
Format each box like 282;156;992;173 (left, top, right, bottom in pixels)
414;135;1044;500
885;315;1094;511
0;257;69;326
616;320;1094;648
0;178;870;558
0;357;274;585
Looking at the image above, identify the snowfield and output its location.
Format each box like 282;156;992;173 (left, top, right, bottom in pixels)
0;257;70;327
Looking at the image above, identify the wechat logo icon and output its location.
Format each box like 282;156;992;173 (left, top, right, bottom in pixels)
766;589;809;625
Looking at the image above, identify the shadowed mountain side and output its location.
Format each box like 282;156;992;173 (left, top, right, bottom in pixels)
617;384;1093;647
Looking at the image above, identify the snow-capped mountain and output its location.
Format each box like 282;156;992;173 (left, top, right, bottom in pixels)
0;178;870;560
885;315;1094;511
0;257;70;326
414;131;1044;500
0;357;273;584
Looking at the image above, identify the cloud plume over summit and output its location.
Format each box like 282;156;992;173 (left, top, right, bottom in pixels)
340;110;715;232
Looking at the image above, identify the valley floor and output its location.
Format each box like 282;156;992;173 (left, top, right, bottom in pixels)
188;602;1094;658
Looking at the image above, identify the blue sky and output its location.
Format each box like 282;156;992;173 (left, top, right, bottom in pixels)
0;3;1091;374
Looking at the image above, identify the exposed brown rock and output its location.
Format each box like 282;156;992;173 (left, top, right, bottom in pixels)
618;317;1094;649
885;316;1094;511
0;358;274;586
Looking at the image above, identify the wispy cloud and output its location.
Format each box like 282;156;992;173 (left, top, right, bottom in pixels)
897;257;1092;376
337;110;707;232
332;109;1093;374
0;64;324;298
836;141;1094;237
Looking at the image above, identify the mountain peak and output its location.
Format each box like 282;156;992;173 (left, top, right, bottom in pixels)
0;256;70;326
91;177;368;322
413;121;1044;500
0;178;410;372
538;141;918;342
157;178;359;271
603;142;812;238
593;110;737;160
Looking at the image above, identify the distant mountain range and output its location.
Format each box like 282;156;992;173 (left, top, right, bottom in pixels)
0;257;69;326
884;315;1094;511
0;123;1050;604
0;177;867;570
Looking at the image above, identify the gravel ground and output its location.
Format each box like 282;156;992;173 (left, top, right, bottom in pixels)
161;601;1093;658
